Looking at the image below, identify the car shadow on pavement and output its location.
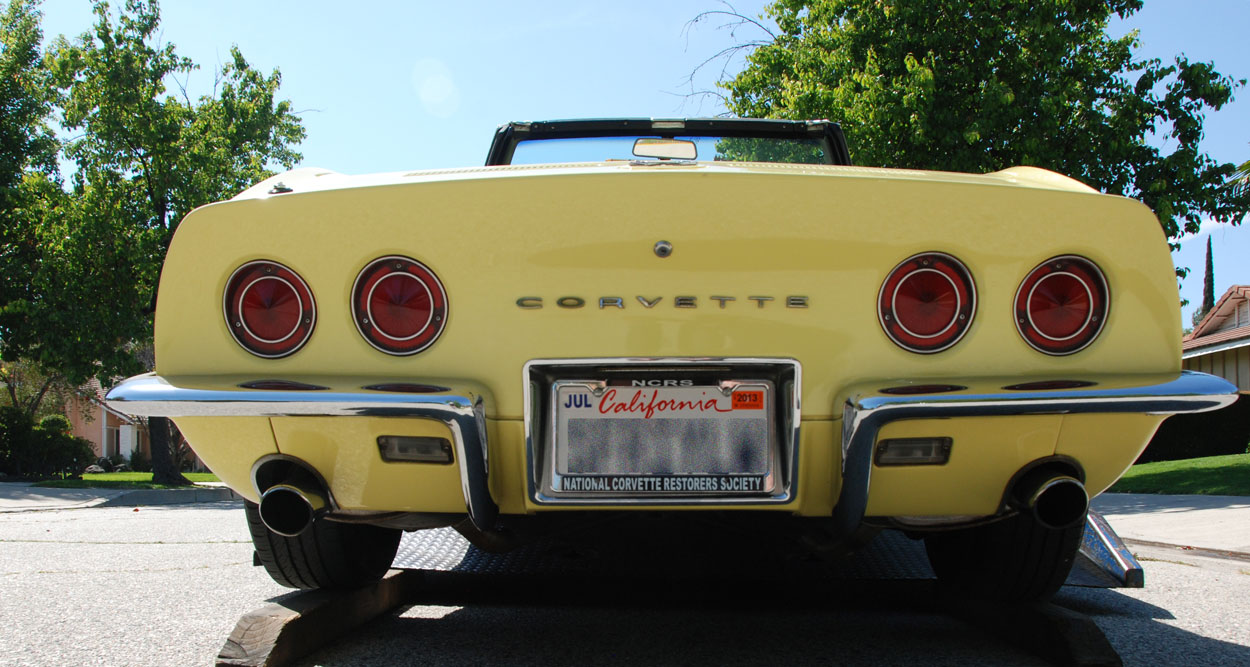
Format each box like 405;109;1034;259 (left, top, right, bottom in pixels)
286;572;1250;666
1056;586;1250;665
297;573;1032;666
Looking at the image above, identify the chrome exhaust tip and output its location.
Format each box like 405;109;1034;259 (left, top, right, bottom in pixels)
1014;470;1088;530
258;481;328;537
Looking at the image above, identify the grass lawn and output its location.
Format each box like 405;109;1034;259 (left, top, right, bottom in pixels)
32;472;221;489
1108;453;1250;496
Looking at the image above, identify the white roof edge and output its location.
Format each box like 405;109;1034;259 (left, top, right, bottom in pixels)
1182;336;1250;359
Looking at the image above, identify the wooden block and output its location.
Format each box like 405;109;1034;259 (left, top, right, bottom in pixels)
217;569;423;666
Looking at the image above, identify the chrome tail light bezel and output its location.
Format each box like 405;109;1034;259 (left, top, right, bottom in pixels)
352;255;448;356
877;252;977;354
1014;255;1109;356
223;260;316;359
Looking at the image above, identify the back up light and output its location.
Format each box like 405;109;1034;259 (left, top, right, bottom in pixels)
875;437;953;466
1015;255;1108;355
878;252;977;353
377;435;453;463
223;260;316;358
353;255;448;355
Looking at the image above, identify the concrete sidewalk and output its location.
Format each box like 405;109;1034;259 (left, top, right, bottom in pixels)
1091;492;1250;554
0;481;240;512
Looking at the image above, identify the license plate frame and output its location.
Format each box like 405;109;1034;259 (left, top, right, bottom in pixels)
546;378;779;498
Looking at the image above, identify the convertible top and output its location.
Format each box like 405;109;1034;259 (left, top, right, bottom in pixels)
484;118;852;167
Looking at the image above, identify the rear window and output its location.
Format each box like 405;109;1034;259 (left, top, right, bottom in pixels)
508;135;829;165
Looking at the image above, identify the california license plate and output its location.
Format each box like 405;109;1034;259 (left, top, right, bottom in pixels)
551;379;775;495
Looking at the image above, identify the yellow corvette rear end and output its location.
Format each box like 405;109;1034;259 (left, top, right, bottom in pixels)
106;119;1236;599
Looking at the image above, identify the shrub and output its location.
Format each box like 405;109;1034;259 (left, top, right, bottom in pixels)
50;435;95;479
0;409;94;479
0;407;37;476
38;414;71;435
129;447;150;473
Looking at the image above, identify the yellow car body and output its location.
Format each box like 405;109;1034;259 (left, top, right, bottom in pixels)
107;119;1236;596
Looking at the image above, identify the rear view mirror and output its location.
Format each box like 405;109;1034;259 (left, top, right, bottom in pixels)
633;138;697;160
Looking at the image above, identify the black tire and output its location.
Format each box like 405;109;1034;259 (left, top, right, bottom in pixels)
244;500;401;589
923;510;1084;602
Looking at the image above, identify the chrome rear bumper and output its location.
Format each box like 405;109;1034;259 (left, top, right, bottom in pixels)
832;371;1238;538
107;369;1238;539
104;374;498;531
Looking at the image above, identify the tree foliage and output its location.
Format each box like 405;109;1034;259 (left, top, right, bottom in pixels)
0;0;56;360
2;0;305;387
719;0;1249;248
1191;234;1215;328
0;358;71;419
0;404;94;479
1201;236;1215;313
1;0;304;384
1233;152;1250;200
0;0;304;483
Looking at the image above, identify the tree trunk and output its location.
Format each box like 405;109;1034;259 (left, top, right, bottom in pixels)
25;376;55;419
148;416;190;485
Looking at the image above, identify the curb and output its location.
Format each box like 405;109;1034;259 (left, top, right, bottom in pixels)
98;486;242;507
1123;537;1250;563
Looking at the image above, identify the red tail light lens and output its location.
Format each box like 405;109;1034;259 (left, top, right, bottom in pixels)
353;256;448;355
878;252;976;354
1015;255;1108;355
224;261;316;358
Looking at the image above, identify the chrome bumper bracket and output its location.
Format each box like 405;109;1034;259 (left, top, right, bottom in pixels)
833;371;1238;539
104;373;499;531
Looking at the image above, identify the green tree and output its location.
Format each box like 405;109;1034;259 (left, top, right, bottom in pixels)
719;0;1249;252
0;358;71;419
1191;235;1215;328
4;0;304;483
1233;151;1249;199
0;0;57;358
1201;236;1215;312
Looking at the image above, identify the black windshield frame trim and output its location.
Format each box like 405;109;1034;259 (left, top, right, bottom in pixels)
484;118;852;167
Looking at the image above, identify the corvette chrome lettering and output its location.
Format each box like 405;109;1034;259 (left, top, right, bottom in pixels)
516;295;809;309
597;388;732;419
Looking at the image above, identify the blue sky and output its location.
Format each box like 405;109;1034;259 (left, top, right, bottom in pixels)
38;0;1249;327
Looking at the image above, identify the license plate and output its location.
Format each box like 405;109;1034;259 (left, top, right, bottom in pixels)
551;380;775;495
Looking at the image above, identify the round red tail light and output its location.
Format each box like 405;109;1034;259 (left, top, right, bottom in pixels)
353;256;448;355
224;261;316;358
1015;255;1108;355
878;252;976;354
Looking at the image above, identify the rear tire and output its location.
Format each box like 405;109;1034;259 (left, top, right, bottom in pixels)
245;500;401;589
924;510;1084;602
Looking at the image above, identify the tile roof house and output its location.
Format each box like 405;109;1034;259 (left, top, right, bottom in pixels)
67;378;151;462
68;379;208;471
1182;284;1250;392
